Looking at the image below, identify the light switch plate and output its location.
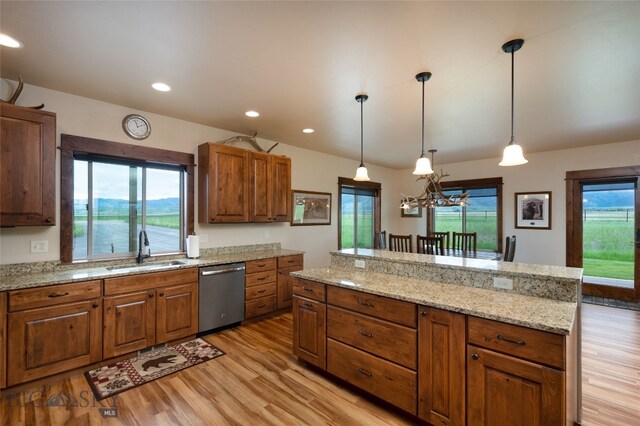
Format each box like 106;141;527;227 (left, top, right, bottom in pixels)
493;277;513;290
199;234;209;243
30;240;48;253
355;259;365;269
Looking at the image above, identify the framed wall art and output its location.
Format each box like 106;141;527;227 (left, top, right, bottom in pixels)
515;191;552;230
400;205;422;218
291;190;332;226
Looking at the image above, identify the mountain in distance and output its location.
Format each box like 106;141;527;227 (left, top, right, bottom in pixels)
74;198;179;215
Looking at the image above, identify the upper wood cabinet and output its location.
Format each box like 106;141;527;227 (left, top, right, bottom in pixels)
0;104;56;227
198;143;291;223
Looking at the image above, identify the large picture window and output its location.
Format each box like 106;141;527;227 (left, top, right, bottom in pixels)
428;177;503;252
60;135;194;263
338;178;381;250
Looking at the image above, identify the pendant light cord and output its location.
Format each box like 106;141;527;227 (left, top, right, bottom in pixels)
510;49;515;144
421;78;425;157
360;98;364;167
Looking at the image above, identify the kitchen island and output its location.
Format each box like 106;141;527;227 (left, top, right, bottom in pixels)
291;249;582;425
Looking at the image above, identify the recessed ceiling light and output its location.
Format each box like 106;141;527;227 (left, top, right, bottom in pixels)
0;33;23;48
302;128;314;134
152;82;171;92
245;111;260;118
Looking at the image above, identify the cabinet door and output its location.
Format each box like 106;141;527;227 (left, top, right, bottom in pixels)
293;296;326;369
418;307;466;426
272;156;291;222
467;345;564;426
199;144;248;223
249;151;273;222
0;292;7;389
277;265;303;310
103;291;156;358
156;283;198;344
7;299;102;386
0;104;56;227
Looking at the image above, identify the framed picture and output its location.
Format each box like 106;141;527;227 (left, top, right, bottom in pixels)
401;205;422;218
291;190;332;226
515;191;552;229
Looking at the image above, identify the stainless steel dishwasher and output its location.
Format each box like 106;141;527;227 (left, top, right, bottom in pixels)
198;263;245;334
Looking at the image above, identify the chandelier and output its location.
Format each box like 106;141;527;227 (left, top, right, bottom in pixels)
400;150;470;209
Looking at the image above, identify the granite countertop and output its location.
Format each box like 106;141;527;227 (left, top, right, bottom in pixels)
333;248;583;281
0;248;303;292
292;267;577;335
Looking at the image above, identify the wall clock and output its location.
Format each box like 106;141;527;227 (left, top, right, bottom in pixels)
122;114;151;140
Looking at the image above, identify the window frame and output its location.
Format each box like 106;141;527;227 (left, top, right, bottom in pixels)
60;134;194;264
426;177;503;253
337;177;381;250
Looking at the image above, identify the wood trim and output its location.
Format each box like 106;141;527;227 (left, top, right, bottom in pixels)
566;166;640;180
337;177;382;190
439;177;503;189
0;292;6;389
59;134;195;264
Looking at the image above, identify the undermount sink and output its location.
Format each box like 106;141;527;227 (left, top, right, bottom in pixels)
106;260;186;272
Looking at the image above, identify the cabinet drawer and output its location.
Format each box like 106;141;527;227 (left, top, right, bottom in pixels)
277;255;303;269
246;270;277;287
9;280;102;312
104;268;197;296
246;282;276;300
327;338;417;414
468;316;565;369
245;258;277;274
328;306;417;370
293;278;325;302
245;295;277;319
327;287;417;328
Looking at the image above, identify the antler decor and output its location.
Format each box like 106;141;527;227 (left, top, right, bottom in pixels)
1;75;45;109
216;132;279;153
400;150;470;209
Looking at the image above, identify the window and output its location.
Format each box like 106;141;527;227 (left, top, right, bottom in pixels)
61;135;194;263
428;177;503;252
338;178;381;249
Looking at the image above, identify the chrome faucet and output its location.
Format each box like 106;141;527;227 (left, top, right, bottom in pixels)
137;230;150;263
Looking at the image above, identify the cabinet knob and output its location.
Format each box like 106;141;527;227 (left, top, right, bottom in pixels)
92;302;99;308
149;293;154;298
471;353;479;361
420;310;427;317
159;292;165;297
45;218;52;224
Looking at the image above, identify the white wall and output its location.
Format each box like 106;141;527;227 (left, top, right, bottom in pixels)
0;80;398;268
396;140;640;266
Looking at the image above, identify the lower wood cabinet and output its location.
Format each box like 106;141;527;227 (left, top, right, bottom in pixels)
467;345;564;426
292;295;326;368
156;283;198;344
418;306;466;426
7;299;102;386
276;255;303;310
103;291;156;359
0;292;6;389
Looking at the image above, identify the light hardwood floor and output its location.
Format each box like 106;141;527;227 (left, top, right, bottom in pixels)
1;304;638;425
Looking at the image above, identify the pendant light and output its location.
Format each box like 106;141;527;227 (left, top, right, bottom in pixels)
353;94;370;181
413;72;435;175
499;39;528;166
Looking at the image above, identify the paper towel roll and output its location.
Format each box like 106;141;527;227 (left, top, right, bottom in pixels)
186;235;200;259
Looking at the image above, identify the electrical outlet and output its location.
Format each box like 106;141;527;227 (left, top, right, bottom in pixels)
264;231;269;239
199;234;209;243
493;277;513;290
355;259;366;269
30;240;48;253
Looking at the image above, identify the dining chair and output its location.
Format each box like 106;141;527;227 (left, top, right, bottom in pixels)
429;231;450;250
375;230;387;249
452;232;477;252
505;235;516;262
417;235;445;255
389;234;412;253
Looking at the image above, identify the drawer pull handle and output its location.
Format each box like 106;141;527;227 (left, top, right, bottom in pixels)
288;260;295;263
471;353;479;361
258;304;267;309
303;302;313;308
357;300;373;307
48;291;70;298
497;334;526;346
258;277;267;281
358;330;373;338
257;264;266;267
357;368;372;378
302;287;313;292
256;289;266;294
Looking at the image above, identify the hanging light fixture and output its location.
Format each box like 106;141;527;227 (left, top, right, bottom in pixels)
413;72;435;175
499;38;528;166
353;94;370;181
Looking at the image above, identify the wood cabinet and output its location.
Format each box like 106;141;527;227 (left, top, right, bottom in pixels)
156;283;198;344
198;143;291;224
467;345;564;426
276;255;303;310
103;291;156;358
7;298;102;386
0;292;6;389
245;258;278;319
0;104;56;227
293;295;326;369
418;306;466;426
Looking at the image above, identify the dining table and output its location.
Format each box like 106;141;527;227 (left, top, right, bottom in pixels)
435;249;501;260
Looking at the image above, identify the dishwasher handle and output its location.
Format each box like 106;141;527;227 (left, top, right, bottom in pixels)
200;266;245;276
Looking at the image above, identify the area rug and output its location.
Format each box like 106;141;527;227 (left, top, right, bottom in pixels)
85;338;224;400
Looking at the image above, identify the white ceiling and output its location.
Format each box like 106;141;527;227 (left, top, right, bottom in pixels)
1;1;639;169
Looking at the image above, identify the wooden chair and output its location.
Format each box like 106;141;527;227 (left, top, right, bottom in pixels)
389;234;412;253
505;235;516;262
429;231;450;250
417;235;445;255
375;231;387;249
452;232;477;252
